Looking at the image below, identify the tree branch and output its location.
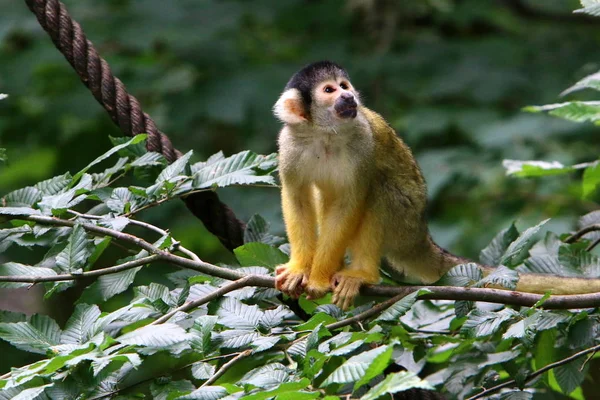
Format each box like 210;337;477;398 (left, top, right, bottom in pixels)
467;342;600;400
4;213;600;309
565;224;600;243
201;349;253;387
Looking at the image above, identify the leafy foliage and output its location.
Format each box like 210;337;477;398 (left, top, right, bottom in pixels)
1;1;600;399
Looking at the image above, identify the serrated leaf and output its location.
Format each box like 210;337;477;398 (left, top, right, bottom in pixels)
72;135;147;184
477;265;519;290
561;69;600;96
38;189;84;215
354;345;394;391
234;242;288;269
117;323;190;348
461;309;517;338
377;289;432;322
3;187;42;207
0;207;41;216
501;220;549;267
176;385;228;400
34;173;72;196
480;224;519;266
11;384;53;400
156;150;193;183
78;265;143;303
322;345;389;386
244;214;285;246
150;380;196;400
240;363;292;389
554;355;586;395
497;390;533;399
524;101;600;123
260;306;293;330
576;2;600;16
238;379;311;400
217;329;260;348
131;151;167;167
0;314;61;354
192;150;277;189
0;263;57;289
216;297;263;329
55;224;92;273
438;263;482;287
191;361;216;380
360;371;434;400
61;304;101;344
503;160;584;178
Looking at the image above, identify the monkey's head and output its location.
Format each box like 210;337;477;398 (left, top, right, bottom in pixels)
274;61;360;128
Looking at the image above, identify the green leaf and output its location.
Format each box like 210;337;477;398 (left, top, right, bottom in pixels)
377;289;432;322
476;265;519;290
497;390;533;399
78;265;143;303
0;207;41;216
192;150;277;189
61;304;101;345
191;361;216;380
306;323;331;352
554;354;586;394
240;363;292;389
461;309;517;338
0;263;57;289
322;346;389;387
156;150;193;183
234;242;288;269
244;214;285;246
561;70;600;95
131;151;167;167
71;134;147;184
501;220;549;267
360;371;434;400
216;297;263;329
575;2;600;17
354;345;394;391
190;316;219;355
437;263;482;287
150;380;196;400
55;224;92;273
480;224;519;266
217;329;260;349
582;163;600;199
117;323;190;348
524;101;600;123
3;187;42;207
294;313;338;331
0;314;62;354
503;160;586;178
239;379;311;400
11;385;53;400
34;173;72;196
175;385;228;400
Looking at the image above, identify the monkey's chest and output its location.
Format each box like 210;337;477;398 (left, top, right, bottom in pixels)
296;139;357;187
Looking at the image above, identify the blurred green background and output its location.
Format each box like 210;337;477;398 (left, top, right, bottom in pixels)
1;0;599;280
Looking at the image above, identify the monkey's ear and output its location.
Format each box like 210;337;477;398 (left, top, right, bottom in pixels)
273;89;308;124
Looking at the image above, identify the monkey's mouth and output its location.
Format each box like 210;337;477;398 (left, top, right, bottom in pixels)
334;102;358;119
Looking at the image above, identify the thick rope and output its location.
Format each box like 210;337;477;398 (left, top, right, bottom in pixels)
24;0;245;251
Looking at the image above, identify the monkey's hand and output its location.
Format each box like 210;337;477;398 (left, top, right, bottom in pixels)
275;263;308;299
331;270;375;310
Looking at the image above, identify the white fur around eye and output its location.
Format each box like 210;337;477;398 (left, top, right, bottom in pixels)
273;88;307;125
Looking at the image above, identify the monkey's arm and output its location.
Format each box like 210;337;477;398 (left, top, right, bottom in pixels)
275;180;317;298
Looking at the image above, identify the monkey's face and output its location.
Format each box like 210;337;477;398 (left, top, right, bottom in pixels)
311;79;359;125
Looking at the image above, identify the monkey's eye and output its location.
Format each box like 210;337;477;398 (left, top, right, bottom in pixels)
324;86;335;93
340;82;349;90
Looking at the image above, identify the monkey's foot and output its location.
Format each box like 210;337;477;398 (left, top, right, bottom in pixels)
275;263;308;299
331;274;364;310
304;278;331;300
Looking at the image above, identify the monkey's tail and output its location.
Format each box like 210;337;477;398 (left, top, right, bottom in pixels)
434;242;600;295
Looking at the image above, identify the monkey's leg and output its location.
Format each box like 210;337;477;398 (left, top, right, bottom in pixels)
275;182;317;298
331;210;383;310
305;193;363;299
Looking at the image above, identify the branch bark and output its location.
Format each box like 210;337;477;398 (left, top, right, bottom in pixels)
3;213;600;309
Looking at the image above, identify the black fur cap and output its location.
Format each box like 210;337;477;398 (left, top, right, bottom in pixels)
285;61;349;110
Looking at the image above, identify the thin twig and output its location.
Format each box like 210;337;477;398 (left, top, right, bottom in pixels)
68;209;200;262
565;224;600;243
151;276;255;325
201;349;253;387
587;237;600;251
0;255;160;283
4;214;600;309
326;292;410;330
467;343;600;400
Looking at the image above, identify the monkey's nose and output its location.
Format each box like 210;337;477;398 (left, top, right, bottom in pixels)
340;92;354;102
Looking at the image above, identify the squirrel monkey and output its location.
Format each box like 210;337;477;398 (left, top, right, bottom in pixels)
273;61;600;310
